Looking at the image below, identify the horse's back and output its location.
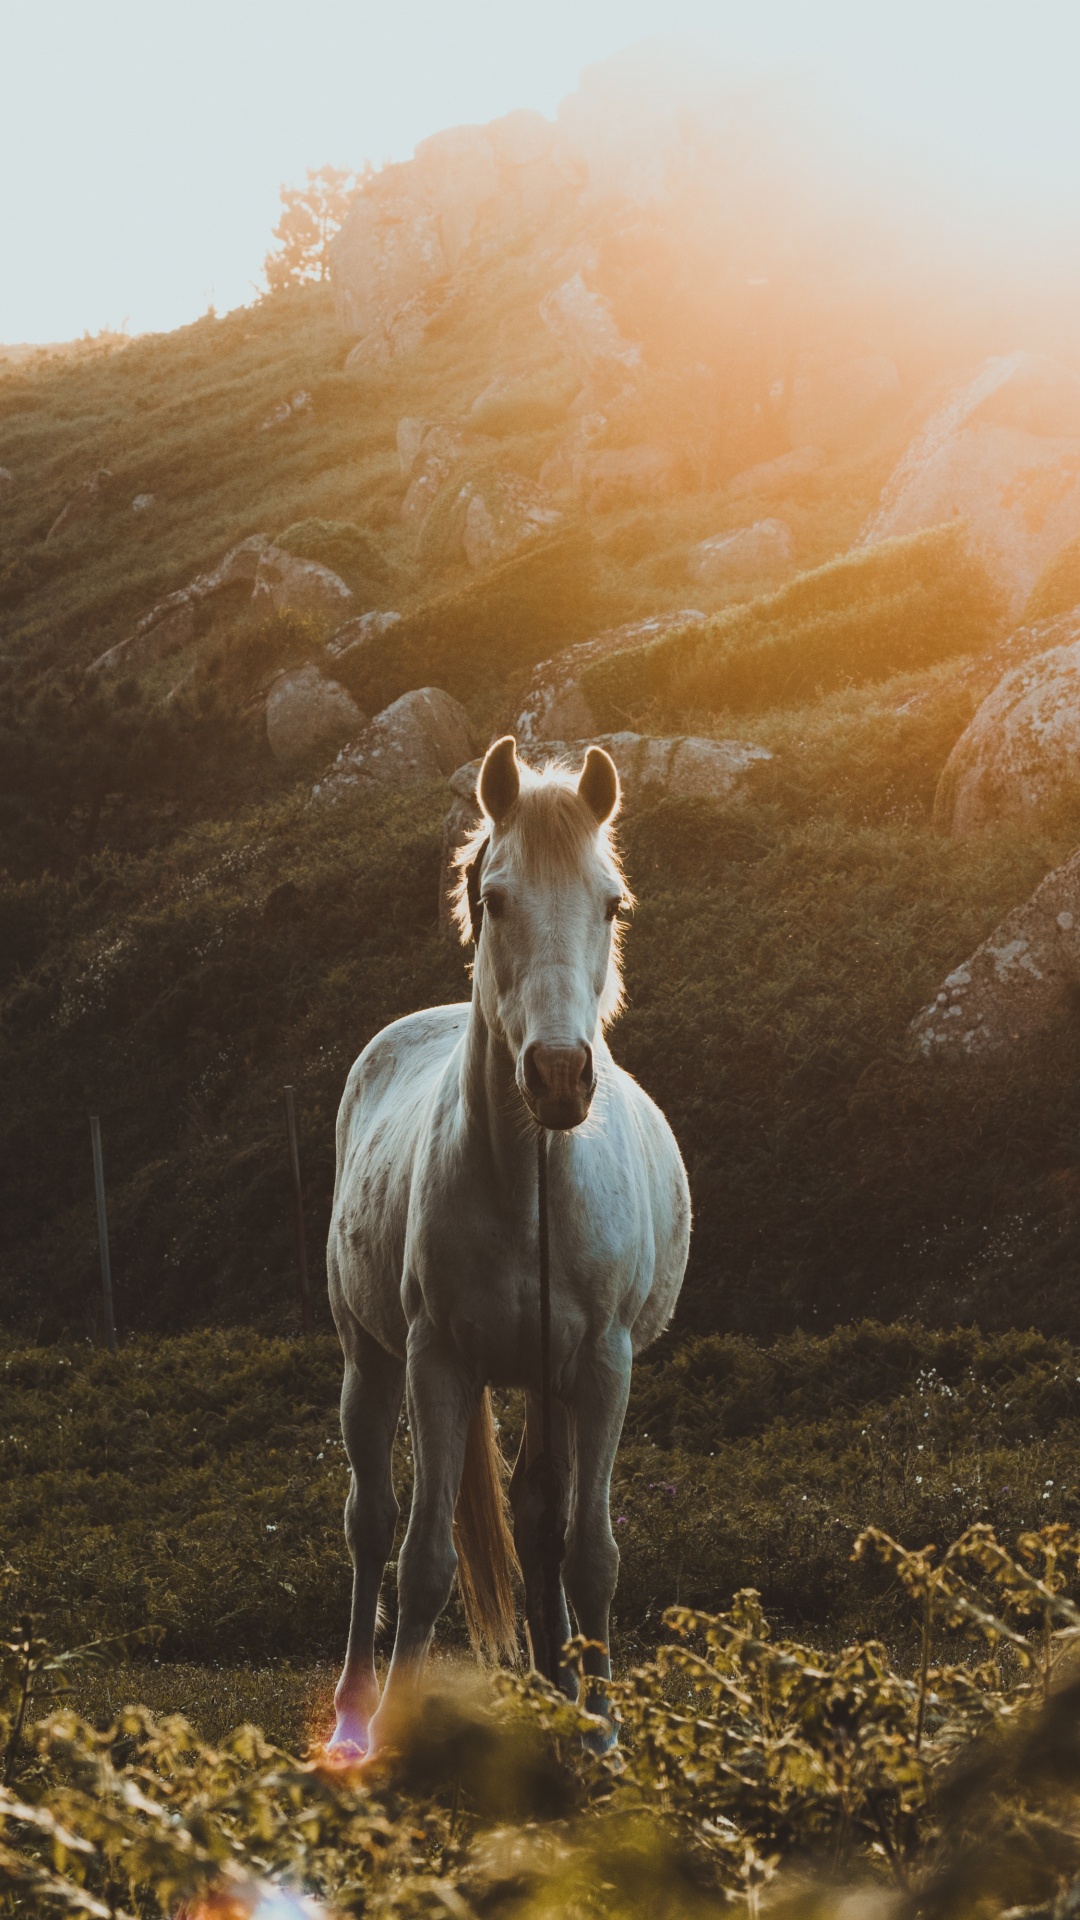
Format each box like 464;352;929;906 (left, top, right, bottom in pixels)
330;1003;469;1354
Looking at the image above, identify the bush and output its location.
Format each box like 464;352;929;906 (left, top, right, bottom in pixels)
336;527;597;715
274;517;389;595
581;525;1004;727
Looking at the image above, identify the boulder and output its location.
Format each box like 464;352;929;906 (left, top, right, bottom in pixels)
0;467;15;501
538;273;642;397
578;443;681;513
515;612;705;743
726;446;824;501
461;471;563;568
265;665;366;766
344;286;451;371
688;519;794;588
400;425;488;531
538;411;608;493
312;687;476;803
397;416;434;477
132;493;155;513
910;847;1080;1058
861;352;1080;619
787;356;900;454
252;549;354;621
327;609;402;661
46;468;112;542
934;611;1080;835
90;536;273;675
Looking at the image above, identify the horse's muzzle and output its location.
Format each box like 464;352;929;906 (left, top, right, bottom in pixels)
521;1042;595;1130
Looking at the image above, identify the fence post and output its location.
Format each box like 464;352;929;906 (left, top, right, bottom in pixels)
89;1116;117;1354
283;1086;313;1335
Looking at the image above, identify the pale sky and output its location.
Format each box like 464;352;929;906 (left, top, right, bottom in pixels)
3;0;1080;343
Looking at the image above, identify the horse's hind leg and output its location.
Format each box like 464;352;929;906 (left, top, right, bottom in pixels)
509;1393;574;1697
332;1323;404;1754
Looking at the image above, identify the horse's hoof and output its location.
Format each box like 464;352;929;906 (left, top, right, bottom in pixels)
326;1711;369;1760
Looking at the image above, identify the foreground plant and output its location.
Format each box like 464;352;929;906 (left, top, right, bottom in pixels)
6;1527;1080;1919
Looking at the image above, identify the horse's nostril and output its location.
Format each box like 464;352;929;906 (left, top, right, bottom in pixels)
581;1044;594;1089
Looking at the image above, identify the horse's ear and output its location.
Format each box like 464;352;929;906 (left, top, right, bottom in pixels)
479;735;520;824
578;745;620;825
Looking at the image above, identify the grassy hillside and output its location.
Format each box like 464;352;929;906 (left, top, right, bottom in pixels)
2;270;1080;1342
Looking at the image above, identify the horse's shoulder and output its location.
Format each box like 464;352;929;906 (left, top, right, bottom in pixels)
344;1005;469;1105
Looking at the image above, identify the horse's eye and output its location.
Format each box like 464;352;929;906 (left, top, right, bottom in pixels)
482;890;506;919
604;897;622;922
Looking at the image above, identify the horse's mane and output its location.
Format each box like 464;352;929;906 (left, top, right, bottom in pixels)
450;759;632;1027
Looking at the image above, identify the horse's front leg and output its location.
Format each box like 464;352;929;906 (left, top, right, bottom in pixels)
563;1328;632;1736
368;1320;478;1749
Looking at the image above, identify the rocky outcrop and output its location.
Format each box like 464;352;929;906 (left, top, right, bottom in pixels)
461;471;563;567
578;443;681;513
688;519;794;588
0;467;15;501
312;686;475;802
331;110;566;340
46;468;112;542
251;548;353;621
538;411;608;493
264;665;365;766
326;609;402;661
910;847;1080;1057
344;287;451;371
727;446;824;501
91;535;271;674
934;612;1080;835
515;612;705;743
399;425;489;532
259;389;313;431
538;273;641;398
131;493;155;513
787;357;900;454
862;353;1080;619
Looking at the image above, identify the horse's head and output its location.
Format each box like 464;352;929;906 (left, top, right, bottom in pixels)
456;736;629;1131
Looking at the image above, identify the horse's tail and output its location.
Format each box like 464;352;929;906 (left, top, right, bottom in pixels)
453;1389;520;1662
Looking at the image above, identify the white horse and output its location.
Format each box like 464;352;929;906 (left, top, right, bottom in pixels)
327;736;691;1753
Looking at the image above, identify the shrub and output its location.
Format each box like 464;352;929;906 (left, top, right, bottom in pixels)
336;527;597;715
581;524;1004;727
274;517;389;594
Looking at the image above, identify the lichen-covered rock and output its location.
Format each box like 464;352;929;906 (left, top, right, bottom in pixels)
538;273;641;396
934;611;1080;834
252;549;354;621
400;425;488;532
515;612;705;743
265;665;365;766
327;610;402;661
910;847;1080;1057
91;535;274;674
461;471;563;568
46;468;112;542
312;687;475;802
131;493;155;512
726;446;824;501
688;519;794;588
861;352;1080;619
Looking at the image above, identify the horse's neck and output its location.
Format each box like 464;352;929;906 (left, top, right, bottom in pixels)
459;991;533;1191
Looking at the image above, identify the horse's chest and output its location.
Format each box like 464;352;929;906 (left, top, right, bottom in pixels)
412;1208;645;1391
